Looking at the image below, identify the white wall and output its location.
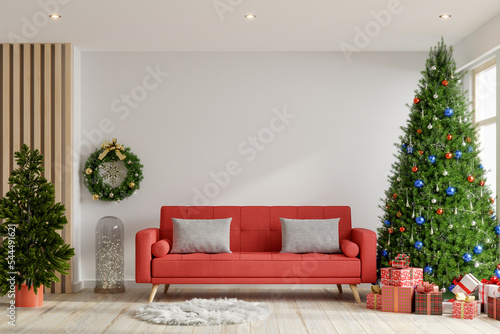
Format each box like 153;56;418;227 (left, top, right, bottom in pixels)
78;51;426;286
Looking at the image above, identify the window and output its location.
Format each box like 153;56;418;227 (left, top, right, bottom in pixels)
473;59;496;198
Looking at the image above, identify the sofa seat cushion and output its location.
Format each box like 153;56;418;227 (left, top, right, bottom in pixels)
152;252;360;278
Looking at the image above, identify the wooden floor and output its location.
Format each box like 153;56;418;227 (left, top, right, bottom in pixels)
1;286;499;333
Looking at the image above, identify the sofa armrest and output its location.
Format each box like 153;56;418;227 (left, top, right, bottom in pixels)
136;228;160;283
352;228;377;283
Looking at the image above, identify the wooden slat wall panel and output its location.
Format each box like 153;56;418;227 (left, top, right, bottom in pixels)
63;44;73;293
0;44;73;294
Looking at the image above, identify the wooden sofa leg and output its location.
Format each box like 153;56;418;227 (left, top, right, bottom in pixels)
148;284;159;303
336;284;343;293
349;284;361;304
164;284;170;294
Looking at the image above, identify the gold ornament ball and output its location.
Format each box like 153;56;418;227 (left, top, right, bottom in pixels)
92;194;99;200
129;182;135;188
110;193;114;198
86;168;93;175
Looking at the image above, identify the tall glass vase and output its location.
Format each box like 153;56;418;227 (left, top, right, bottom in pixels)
95;216;125;293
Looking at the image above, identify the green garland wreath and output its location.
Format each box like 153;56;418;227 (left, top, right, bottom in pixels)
82;139;144;201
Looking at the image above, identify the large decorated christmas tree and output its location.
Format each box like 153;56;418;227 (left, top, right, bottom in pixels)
377;39;499;289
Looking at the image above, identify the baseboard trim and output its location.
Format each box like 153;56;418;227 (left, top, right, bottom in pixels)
79;280;372;290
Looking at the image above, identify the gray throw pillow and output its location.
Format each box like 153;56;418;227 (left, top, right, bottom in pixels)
170;218;232;253
280;218;340;253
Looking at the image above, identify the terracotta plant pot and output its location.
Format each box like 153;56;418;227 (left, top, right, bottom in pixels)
15;284;43;307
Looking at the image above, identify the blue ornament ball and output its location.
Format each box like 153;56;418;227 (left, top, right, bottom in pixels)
444;108;454;117
448;284;456;292
414;179;424;188
455;150;462;159
401;144;407;152
407;146;414;154
468;146;473;153
495;269;500;279
414;241;423;250
473;245;483;254
384;220;391;226
446;186;456;196
428;155;436;164
415;216;425;225
381;249;388;257
463;253;472;262
424;266;433;274
495;225;500;235
479;164;484;169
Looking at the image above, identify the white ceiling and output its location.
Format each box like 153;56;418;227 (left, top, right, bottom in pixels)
1;0;500;52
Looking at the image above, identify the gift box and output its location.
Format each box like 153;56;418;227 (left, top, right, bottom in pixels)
487;296;500;320
381;285;415;313
479;277;500;313
452;299;478;320
451;273;480;296
392;253;410;269
391;267;424;287
415;291;442;315
443;299;481;315
367;293;382;310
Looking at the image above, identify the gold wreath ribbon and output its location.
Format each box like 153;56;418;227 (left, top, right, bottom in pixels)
98;138;126;161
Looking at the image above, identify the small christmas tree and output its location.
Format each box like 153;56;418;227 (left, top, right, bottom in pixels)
377;39;499;289
0;144;75;295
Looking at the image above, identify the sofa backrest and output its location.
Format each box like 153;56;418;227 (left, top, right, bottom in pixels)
159;206;352;252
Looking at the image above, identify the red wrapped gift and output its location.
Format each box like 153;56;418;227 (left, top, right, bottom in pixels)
392;253;410;269
415;291;442;315
367;285;382;310
391;267;424;287
452;293;477;319
487;296;500;320
381;285;415;313
452;273;480;296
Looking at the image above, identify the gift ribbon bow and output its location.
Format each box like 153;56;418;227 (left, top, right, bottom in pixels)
455;292;475;302
416;282;438;293
371;285;381;294
481;276;500;285
98;138;126;161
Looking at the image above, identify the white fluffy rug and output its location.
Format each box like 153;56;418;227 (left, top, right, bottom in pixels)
136;298;271;326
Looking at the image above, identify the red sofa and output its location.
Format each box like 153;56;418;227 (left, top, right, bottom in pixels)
136;206;377;303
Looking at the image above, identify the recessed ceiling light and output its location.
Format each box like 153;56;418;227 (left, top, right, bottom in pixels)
49;14;61;19
439;14;452;19
244;14;256;19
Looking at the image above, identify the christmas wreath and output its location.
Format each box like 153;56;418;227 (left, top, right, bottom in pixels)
83;138;144;201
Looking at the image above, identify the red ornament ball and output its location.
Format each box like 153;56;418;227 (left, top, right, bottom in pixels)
387;205;390;209
399;227;406;232
417;129;422;134
445;152;453;159
489;210;494;215
465;136;471;143
467;175;475;183
388;228;394;234
393;193;398;199
412;166;418;172
490;198;495;204
436;208;444;215
497;263;500;270
389;260;393;266
413;98;420;104
419;150;424;155
446;134;453;141
397;211;402;217
479;180;485;186
442;80;449;86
